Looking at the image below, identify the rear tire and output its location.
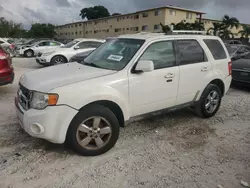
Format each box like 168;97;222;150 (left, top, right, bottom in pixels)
66;104;120;156
196;84;222;118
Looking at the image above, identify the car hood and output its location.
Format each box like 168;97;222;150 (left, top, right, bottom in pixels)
232;59;250;70
19;62;116;92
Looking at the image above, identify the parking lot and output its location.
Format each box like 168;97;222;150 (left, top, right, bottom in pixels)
0;58;250;188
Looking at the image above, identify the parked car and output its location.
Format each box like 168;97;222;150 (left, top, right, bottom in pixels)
225;40;242;45
19;40;64;57
0;45;14;86
35;39;104;66
0;38;15;55
226;45;250;60
69;49;94;63
231;53;250;87
16;33;232;156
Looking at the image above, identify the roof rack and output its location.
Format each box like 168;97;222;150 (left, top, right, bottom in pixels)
168;30;206;35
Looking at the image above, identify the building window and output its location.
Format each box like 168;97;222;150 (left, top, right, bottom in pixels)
75;24;77;27
134;15;139;19
131;27;139;31
115;28;121;32
127;16;129;19
154;24;160;30
186;12;192;19
123;28;125;31
94;30;98;33
123;17;125;19
142;25;148;31
169;9;176;16
79;31;82;34
117;18;120;21
79;24;81;26
86;31;88;34
142;12;148;17
71;25;73;28
75;32;77;35
155;10;161;16
131;16;133;19
127;28;129;30
72;32;74;35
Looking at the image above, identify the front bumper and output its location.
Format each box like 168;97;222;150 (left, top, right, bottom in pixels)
0;73;14;86
35;57;50;65
15;97;78;144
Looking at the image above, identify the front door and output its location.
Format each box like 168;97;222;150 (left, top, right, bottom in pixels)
129;40;179;116
175;39;212;105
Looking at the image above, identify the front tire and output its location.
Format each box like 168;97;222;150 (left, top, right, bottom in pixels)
197;84;222;118
51;55;67;65
67;104;120;156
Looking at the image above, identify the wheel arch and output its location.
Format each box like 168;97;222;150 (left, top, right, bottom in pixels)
51;54;68;63
78;100;125;127
208;79;225;96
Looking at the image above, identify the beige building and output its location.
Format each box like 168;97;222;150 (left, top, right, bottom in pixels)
55;5;205;39
201;18;250;38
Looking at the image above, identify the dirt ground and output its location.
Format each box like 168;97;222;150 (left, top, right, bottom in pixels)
0;58;250;188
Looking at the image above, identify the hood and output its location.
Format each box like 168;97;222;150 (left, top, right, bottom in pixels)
19;62;116;92
232;59;250;70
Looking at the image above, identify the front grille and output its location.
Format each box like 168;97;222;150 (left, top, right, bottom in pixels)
232;70;250;82
18;84;32;110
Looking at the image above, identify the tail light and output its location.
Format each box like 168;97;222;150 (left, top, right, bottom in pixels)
228;61;232;76
10;44;15;49
0;54;7;60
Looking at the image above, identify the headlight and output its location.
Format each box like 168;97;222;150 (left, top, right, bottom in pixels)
43;51;55;56
30;91;59;110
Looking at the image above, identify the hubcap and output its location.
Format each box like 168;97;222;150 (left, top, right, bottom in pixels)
27;52;32;57
76;117;112;150
54;57;64;64
205;91;219;113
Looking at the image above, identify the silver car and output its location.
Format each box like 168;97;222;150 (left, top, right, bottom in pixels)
19;40;64;57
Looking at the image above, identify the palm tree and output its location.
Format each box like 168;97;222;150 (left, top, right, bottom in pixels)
171;21;192;30
160;23;171;34
190;21;204;31
238;25;250;38
219;29;234;39
222;15;239;29
207;22;224;36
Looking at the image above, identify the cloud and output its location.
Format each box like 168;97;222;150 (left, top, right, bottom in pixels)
0;0;249;28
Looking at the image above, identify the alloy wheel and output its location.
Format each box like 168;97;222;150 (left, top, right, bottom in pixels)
205;90;219;113
76;116;112;150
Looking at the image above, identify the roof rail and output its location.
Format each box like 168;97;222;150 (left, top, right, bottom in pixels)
168;30;206;35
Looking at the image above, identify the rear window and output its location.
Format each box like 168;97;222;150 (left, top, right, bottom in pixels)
204;39;227;60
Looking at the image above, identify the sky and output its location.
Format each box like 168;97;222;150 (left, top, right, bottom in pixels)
0;0;250;29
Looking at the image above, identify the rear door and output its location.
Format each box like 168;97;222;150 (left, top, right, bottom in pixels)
175;39;212;105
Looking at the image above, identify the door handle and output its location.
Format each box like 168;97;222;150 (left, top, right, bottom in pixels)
201;67;208;72
165;73;175;78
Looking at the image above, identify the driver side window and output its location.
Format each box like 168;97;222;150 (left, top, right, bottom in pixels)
78;42;91;49
38;41;50;46
139;41;176;70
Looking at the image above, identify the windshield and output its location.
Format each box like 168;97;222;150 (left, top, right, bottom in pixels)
226;45;239;55
62;40;79;48
83;38;145;70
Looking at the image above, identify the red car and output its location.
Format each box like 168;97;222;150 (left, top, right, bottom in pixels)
0;45;14;86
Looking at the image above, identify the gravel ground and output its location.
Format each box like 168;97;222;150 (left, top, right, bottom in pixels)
0;58;250;188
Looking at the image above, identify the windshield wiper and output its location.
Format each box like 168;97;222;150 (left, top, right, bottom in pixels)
83;62;102;68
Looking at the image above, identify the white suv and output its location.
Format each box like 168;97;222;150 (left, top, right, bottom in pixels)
16;33;232;156
35;38;104;66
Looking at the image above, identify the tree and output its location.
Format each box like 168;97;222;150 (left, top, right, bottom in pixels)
160;23;171;34
190;21;204;31
112;13;121;16
219;29;234;39
238;25;250;38
80;6;110;20
207;22;224;36
222;15;239;29
28;23;56;38
171;21;193;30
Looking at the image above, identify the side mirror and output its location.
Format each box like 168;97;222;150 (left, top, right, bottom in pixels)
74;46;80;50
135;60;154;72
